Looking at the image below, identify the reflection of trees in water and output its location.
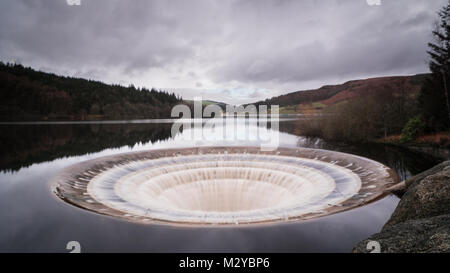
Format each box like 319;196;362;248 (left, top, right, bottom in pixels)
0;123;173;172
295;132;439;181
0;120;440;177
280;117;441;180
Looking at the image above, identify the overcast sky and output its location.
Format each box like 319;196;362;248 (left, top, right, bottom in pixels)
0;0;447;104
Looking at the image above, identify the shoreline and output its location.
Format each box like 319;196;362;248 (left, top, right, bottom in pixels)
353;160;450;253
376;138;450;161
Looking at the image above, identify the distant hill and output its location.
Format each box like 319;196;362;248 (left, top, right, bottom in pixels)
183;99;229;111
0;62;182;121
253;74;430;114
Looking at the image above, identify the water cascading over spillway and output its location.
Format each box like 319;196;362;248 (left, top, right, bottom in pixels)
52;147;399;225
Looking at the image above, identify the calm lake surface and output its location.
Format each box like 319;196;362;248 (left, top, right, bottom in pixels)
0;118;440;252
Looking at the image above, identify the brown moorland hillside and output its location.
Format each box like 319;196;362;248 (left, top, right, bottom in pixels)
253;74;429;114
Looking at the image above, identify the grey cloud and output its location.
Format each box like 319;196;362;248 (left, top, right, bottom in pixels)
0;0;447;104
221;90;231;96
210;0;443;87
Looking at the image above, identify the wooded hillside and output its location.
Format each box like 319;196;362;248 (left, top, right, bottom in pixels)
0;63;182;121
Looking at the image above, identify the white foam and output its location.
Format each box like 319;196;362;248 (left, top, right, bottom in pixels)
86;154;361;224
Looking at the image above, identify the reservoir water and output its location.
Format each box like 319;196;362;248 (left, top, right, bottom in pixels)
0;118;439;252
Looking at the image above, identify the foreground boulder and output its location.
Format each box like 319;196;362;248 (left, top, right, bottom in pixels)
404;160;450;188
353;214;450;253
385;166;450;227
353;161;450;253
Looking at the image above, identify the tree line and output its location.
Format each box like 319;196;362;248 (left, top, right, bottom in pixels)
0;62;182;121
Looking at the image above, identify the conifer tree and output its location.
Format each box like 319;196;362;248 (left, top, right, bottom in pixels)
419;1;450;130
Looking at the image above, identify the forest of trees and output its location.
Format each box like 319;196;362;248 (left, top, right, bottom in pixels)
300;81;419;142
419;1;450;132
0;62;182;121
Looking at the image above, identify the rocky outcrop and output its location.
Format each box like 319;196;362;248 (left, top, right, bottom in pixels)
353;161;450;253
353;214;450;253
385;165;450;228
404;160;450;188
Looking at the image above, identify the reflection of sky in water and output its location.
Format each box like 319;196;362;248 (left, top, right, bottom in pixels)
0;120;413;252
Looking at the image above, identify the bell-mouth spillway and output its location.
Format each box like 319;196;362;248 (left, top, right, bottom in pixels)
51;147;399;226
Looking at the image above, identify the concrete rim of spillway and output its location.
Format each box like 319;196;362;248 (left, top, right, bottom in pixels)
50;146;400;227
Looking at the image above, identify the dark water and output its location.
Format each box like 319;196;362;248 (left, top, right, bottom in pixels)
0;119;440;253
